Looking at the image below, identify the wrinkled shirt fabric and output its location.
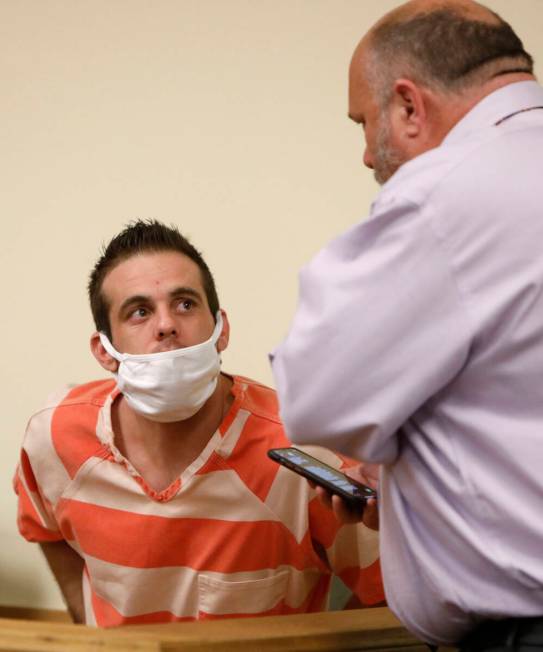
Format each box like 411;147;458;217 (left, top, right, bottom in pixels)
271;81;543;646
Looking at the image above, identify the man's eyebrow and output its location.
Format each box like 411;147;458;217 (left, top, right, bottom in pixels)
169;286;203;302
118;287;205;317
119;294;152;315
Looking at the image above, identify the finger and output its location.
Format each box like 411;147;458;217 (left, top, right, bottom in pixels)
331;494;364;524
344;465;379;490
315;485;333;509
362;498;379;531
360;463;380;486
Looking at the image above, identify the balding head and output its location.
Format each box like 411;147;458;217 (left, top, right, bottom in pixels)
349;0;535;184
373;0;499;28
353;0;533;106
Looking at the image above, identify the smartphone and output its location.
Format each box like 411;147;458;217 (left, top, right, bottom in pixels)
267;447;377;506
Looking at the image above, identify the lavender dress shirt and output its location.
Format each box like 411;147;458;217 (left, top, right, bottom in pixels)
271;81;543;645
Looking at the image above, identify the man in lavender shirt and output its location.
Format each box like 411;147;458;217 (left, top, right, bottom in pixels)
271;0;543;649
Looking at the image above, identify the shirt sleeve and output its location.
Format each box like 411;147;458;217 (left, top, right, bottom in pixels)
14;449;63;542
14;403;69;543
271;196;473;464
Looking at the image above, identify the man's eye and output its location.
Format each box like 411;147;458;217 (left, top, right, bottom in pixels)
177;299;194;312
130;307;148;320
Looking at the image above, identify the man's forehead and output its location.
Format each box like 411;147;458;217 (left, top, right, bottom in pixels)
103;251;204;300
348;46;376;122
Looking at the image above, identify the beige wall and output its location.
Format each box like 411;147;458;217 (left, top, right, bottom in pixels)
2;0;542;610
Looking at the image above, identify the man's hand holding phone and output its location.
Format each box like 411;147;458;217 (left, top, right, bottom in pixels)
313;463;379;530
268;448;379;531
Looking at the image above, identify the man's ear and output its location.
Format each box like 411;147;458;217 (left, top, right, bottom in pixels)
217;309;230;353
390;78;427;139
90;332;119;372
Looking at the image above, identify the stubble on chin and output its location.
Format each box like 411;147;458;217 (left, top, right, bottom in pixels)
373;118;406;185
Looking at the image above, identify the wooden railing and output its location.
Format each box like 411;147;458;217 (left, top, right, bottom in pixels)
0;607;428;651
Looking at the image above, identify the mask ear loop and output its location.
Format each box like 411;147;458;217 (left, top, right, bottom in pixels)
99;332;123;362
214;312;224;365
213;312;224;340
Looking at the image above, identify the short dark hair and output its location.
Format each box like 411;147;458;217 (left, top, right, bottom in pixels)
368;7;534;104
88;220;220;338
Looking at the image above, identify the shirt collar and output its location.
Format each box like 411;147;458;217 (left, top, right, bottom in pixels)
443;80;543;146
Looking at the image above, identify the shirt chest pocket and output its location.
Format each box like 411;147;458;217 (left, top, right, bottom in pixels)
197;570;290;617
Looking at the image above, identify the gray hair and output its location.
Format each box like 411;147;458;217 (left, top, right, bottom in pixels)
367;8;534;106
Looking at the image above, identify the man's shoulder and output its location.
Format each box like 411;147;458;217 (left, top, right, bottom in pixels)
33;379;117;418
22;379;115;476
374;135;490;216
232;375;282;425
378;99;543;216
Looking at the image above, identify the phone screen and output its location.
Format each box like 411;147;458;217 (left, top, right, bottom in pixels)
268;447;376;503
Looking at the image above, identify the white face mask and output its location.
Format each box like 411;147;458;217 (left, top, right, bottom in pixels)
99;313;223;423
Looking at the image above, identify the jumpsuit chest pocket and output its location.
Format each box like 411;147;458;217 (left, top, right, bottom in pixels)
197;570;289;617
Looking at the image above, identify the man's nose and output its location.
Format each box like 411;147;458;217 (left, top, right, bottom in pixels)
155;310;177;339
363;147;374;170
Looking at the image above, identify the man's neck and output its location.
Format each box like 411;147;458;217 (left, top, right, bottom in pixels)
111;373;234;493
